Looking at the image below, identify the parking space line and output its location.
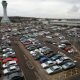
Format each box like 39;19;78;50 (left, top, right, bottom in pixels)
63;67;80;80
26;61;34;69
34;71;42;80
23;55;34;70
64;72;67;79
24;55;28;60
74;67;79;75
70;69;73;76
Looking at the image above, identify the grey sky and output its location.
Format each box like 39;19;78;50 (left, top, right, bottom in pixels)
0;0;80;18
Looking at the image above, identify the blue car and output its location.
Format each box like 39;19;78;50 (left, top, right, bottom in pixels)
39;57;49;63
50;54;62;61
34;55;45;60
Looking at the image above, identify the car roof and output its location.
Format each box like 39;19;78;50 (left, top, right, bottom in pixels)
8;72;23;80
10;66;16;70
3;58;12;61
46;68;53;74
8;60;16;64
40;57;47;60
47;53;56;57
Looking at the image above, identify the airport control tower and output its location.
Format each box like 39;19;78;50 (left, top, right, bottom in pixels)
1;0;11;23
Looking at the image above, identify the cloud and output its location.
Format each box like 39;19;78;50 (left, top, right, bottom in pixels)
56;0;80;4
0;0;80;18
70;5;80;13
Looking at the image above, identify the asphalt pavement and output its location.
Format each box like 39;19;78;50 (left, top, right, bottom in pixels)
11;38;47;80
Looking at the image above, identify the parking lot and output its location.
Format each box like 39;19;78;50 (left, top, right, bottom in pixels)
0;31;24;80
0;22;80;80
11;28;80;80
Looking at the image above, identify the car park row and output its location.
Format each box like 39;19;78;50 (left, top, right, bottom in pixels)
0;23;80;80
0;34;24;80
20;33;76;74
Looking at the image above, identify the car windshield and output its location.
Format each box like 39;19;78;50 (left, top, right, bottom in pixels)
50;67;54;71
63;62;70;66
53;66;59;70
49;53;56;57
52;55;61;59
9;66;16;71
10;68;16;71
67;62;73;65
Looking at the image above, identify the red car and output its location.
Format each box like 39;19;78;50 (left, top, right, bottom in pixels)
3;58;18;64
13;58;18;63
0;58;2;61
64;47;72;52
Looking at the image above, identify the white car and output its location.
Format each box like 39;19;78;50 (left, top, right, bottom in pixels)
61;61;75;70
56;56;70;64
30;51;36;56
30;50;43;56
41;60;56;69
39;46;50;53
2;52;15;59
58;44;66;48
3;61;17;68
68;49;74;53
3;66;20;75
2;48;13;52
34;49;41;53
45;65;62;74
46;36;52;39
2;54;8;58
30;51;35;55
5;51;15;55
28;38;36;42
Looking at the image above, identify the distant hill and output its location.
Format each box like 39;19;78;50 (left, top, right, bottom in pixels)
0;16;40;23
0;16;80;23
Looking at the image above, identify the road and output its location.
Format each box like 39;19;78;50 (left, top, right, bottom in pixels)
11;37;47;80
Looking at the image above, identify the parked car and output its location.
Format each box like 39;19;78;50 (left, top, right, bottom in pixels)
30;51;43;57
3;58;18;64
45;65;62;74
27;45;36;51
56;56;70;64
43;49;53;55
2;48;13;53
1;45;10;50
46;53;56;58
3;65;20;75
2;61;17;68
41;60;55;68
34;44;43;49
64;47;72;52
61;61;75;70
39;57;50;63
23;41;32;45
39;46;50;53
34;54;44;60
50;54;62;61
67;48;74;53
3;51;15;55
8;72;24;80
58;44;66;49
2;52;16;59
